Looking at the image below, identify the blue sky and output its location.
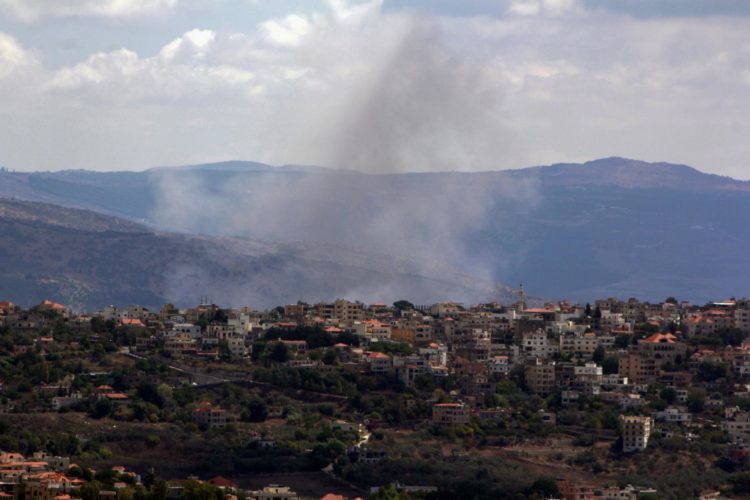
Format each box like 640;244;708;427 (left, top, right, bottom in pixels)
1;0;749;178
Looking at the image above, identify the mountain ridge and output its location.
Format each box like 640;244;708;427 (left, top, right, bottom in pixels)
2;157;749;303
5;156;748;182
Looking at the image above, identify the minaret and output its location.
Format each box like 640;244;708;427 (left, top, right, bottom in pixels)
517;283;527;312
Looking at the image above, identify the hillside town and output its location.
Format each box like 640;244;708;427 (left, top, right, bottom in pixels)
2;290;750;498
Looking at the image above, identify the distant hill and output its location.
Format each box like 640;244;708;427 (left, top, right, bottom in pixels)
0;199;502;311
2;157;750;303
522;157;750;191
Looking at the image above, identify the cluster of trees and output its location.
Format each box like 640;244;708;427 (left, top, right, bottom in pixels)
264;326;360;349
253;366;358;396
339;454;560;499
80;376;194;423
74;468;198;500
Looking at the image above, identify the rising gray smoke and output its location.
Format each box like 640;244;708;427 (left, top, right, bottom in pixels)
257;14;512;174
150;11;541;306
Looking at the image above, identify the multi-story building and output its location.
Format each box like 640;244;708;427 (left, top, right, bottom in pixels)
391;324;433;345
355;320;391;340
621;415;652;452
250;485;299;500
164;334;199;356
652;406;691;424
418;343;448;367
283;304;306;322
574;362;603;392
23;473;78;500
207;323;238;339
522;330;556;359
366;352;392;373
170;323;201;338
637;333;687;364
737;306;750;333
525;360;556;396
193;402;228;428
559;332;599;357
432;403;469;426
429;303;463;317
619;333;687;384
333;299;365;323
488;355;510;376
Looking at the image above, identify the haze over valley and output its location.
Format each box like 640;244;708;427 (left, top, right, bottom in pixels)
2;156;749;308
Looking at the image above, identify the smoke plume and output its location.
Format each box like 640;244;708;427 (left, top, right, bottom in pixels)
150;3;540;306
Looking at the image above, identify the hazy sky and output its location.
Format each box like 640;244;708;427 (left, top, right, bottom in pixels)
1;0;749;178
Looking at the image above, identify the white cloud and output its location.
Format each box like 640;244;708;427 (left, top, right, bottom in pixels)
51;49;142;89
0;0;180;21
46;29;259;102
542;0;577;15
1;1;750;178
159;29;216;61
259;14;312;47
0;32;35;79
326;0;382;25
508;0;579;17
508;1;541;16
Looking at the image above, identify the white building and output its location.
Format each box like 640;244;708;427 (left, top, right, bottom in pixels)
652;406;691;424
621;415;652;452
170;323;202;338
419;343;448;367
522;330;556;359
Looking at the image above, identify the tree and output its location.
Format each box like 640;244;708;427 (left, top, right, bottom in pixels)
184;480;224;500
660;387;677;405
218;340;232;361
95;468;118;485
688;388;706;413
592;345;606;363
334;331;360;347
117;489;133;500
80;482;100;500
697;361;729;382
268;342;289;363
614;334;632;348
150;479;168;500
602;356;619;375
369;484;404;499
137;381;166;407
393;300;415;312
250;341;267;361
719;328;746;347
729;472;750;495
90;397;112;419
243;399;268;422
584;303;592;317
322;349;337;365
527;477;560;498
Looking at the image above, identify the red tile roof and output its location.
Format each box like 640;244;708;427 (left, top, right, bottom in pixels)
207;476;238;489
643;333;677;344
121;318;145;327
40;300;66;310
103;393;129;400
